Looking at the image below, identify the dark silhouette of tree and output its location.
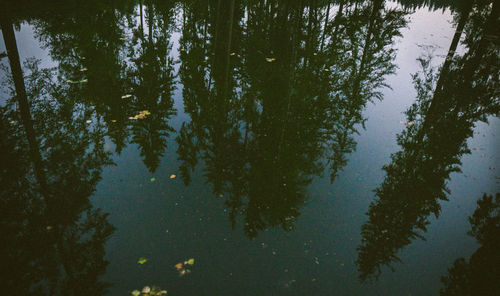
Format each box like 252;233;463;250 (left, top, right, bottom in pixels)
440;193;500;296
125;0;177;173
357;0;499;281
1;18;115;295
176;0;407;238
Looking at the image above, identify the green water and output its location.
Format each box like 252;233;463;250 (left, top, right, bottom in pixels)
1;1;499;295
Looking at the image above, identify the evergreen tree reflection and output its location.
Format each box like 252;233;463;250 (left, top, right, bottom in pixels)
440;193;500;296
357;0;499;281
1;18;115;295
176;0;407;238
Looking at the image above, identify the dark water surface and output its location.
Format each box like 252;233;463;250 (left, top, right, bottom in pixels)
1;1;499;295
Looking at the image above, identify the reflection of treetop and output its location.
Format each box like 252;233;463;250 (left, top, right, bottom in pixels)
357;0;499;282
176;0;407;238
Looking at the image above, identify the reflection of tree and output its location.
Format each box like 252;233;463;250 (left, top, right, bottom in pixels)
440;193;500;296
29;0;178;172
176;0;407;238
1;18;115;295
125;0;177;173
357;0;499;281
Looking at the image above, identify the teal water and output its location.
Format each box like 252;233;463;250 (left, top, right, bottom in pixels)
1;1;499;295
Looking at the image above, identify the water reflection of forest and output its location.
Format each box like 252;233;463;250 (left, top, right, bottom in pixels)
1;0;498;294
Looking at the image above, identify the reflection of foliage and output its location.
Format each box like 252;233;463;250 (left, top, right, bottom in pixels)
440;193;500;296
0;45;115;295
357;0;499;281
124;2;178;173
176;0;407;238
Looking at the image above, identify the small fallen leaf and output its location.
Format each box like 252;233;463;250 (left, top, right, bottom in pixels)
131;290;141;296
150;178;156;182
186;258;194;265
79;68;87;72
160;290;167;295
9;120;16;124
121;94;133;99
180;269;187;276
142;286;151;294
86;120;92;124
111;120;117;123
406;121;415;127
265;57;276;62
170;174;176;179
138;257;147;264
46;226;53;230
324;68;330;72
175;263;183;270
229;52;236;56
120;37;129;41
313;52;318;56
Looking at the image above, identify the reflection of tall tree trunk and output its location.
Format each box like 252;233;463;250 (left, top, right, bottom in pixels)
426;0;474;117
0;17;48;196
353;0;383;98
320;3;331;51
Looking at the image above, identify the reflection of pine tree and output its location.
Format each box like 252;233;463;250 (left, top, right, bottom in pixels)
357;0;499;281
0;23;115;294
176;0;407;238
440;193;500;296
125;1;177;173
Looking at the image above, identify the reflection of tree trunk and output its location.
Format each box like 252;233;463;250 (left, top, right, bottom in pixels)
320;3;330;51
140;0;144;38
352;0;383;101
426;0;473;117
0;17;48;196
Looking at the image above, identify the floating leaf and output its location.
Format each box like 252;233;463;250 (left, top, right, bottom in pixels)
121;94;133;99
138;257;147;264
150;178;156;182
79;68;87;72
9;120;16;124
229;52;236;56
324;68;330;72
170;174;176;179
180;269;187;276
265;57;276;62
131;290;141;296
129;110;151;120
186;258;194;265
142;286;151;294
175;263;183;270
111;120;117;123
120;37;129;41
46;226;53;230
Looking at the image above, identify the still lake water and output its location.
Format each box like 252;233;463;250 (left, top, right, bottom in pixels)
1;1;499;295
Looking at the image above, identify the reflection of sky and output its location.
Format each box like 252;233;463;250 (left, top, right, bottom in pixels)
1;4;498;295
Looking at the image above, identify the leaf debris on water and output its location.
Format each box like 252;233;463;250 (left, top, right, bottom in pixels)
150;177;156;182
265;57;276;62
129;110;151;120
170;174;176;179
137;257;147;264
79;68;87;72
121;94;133;99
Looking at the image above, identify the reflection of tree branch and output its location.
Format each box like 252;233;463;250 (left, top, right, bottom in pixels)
440;193;500;296
357;1;499;281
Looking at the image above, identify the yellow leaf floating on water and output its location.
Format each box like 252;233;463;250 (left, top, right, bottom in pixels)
131;290;140;296
121;94;133;99
230;52;236;56
79;68;87;72
170;174;176;179
142;286;151;294
130;110;151;120
265;57;276;62
137;257;147;264
186;258;194;265
111;120;117;123
175;263;183;270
